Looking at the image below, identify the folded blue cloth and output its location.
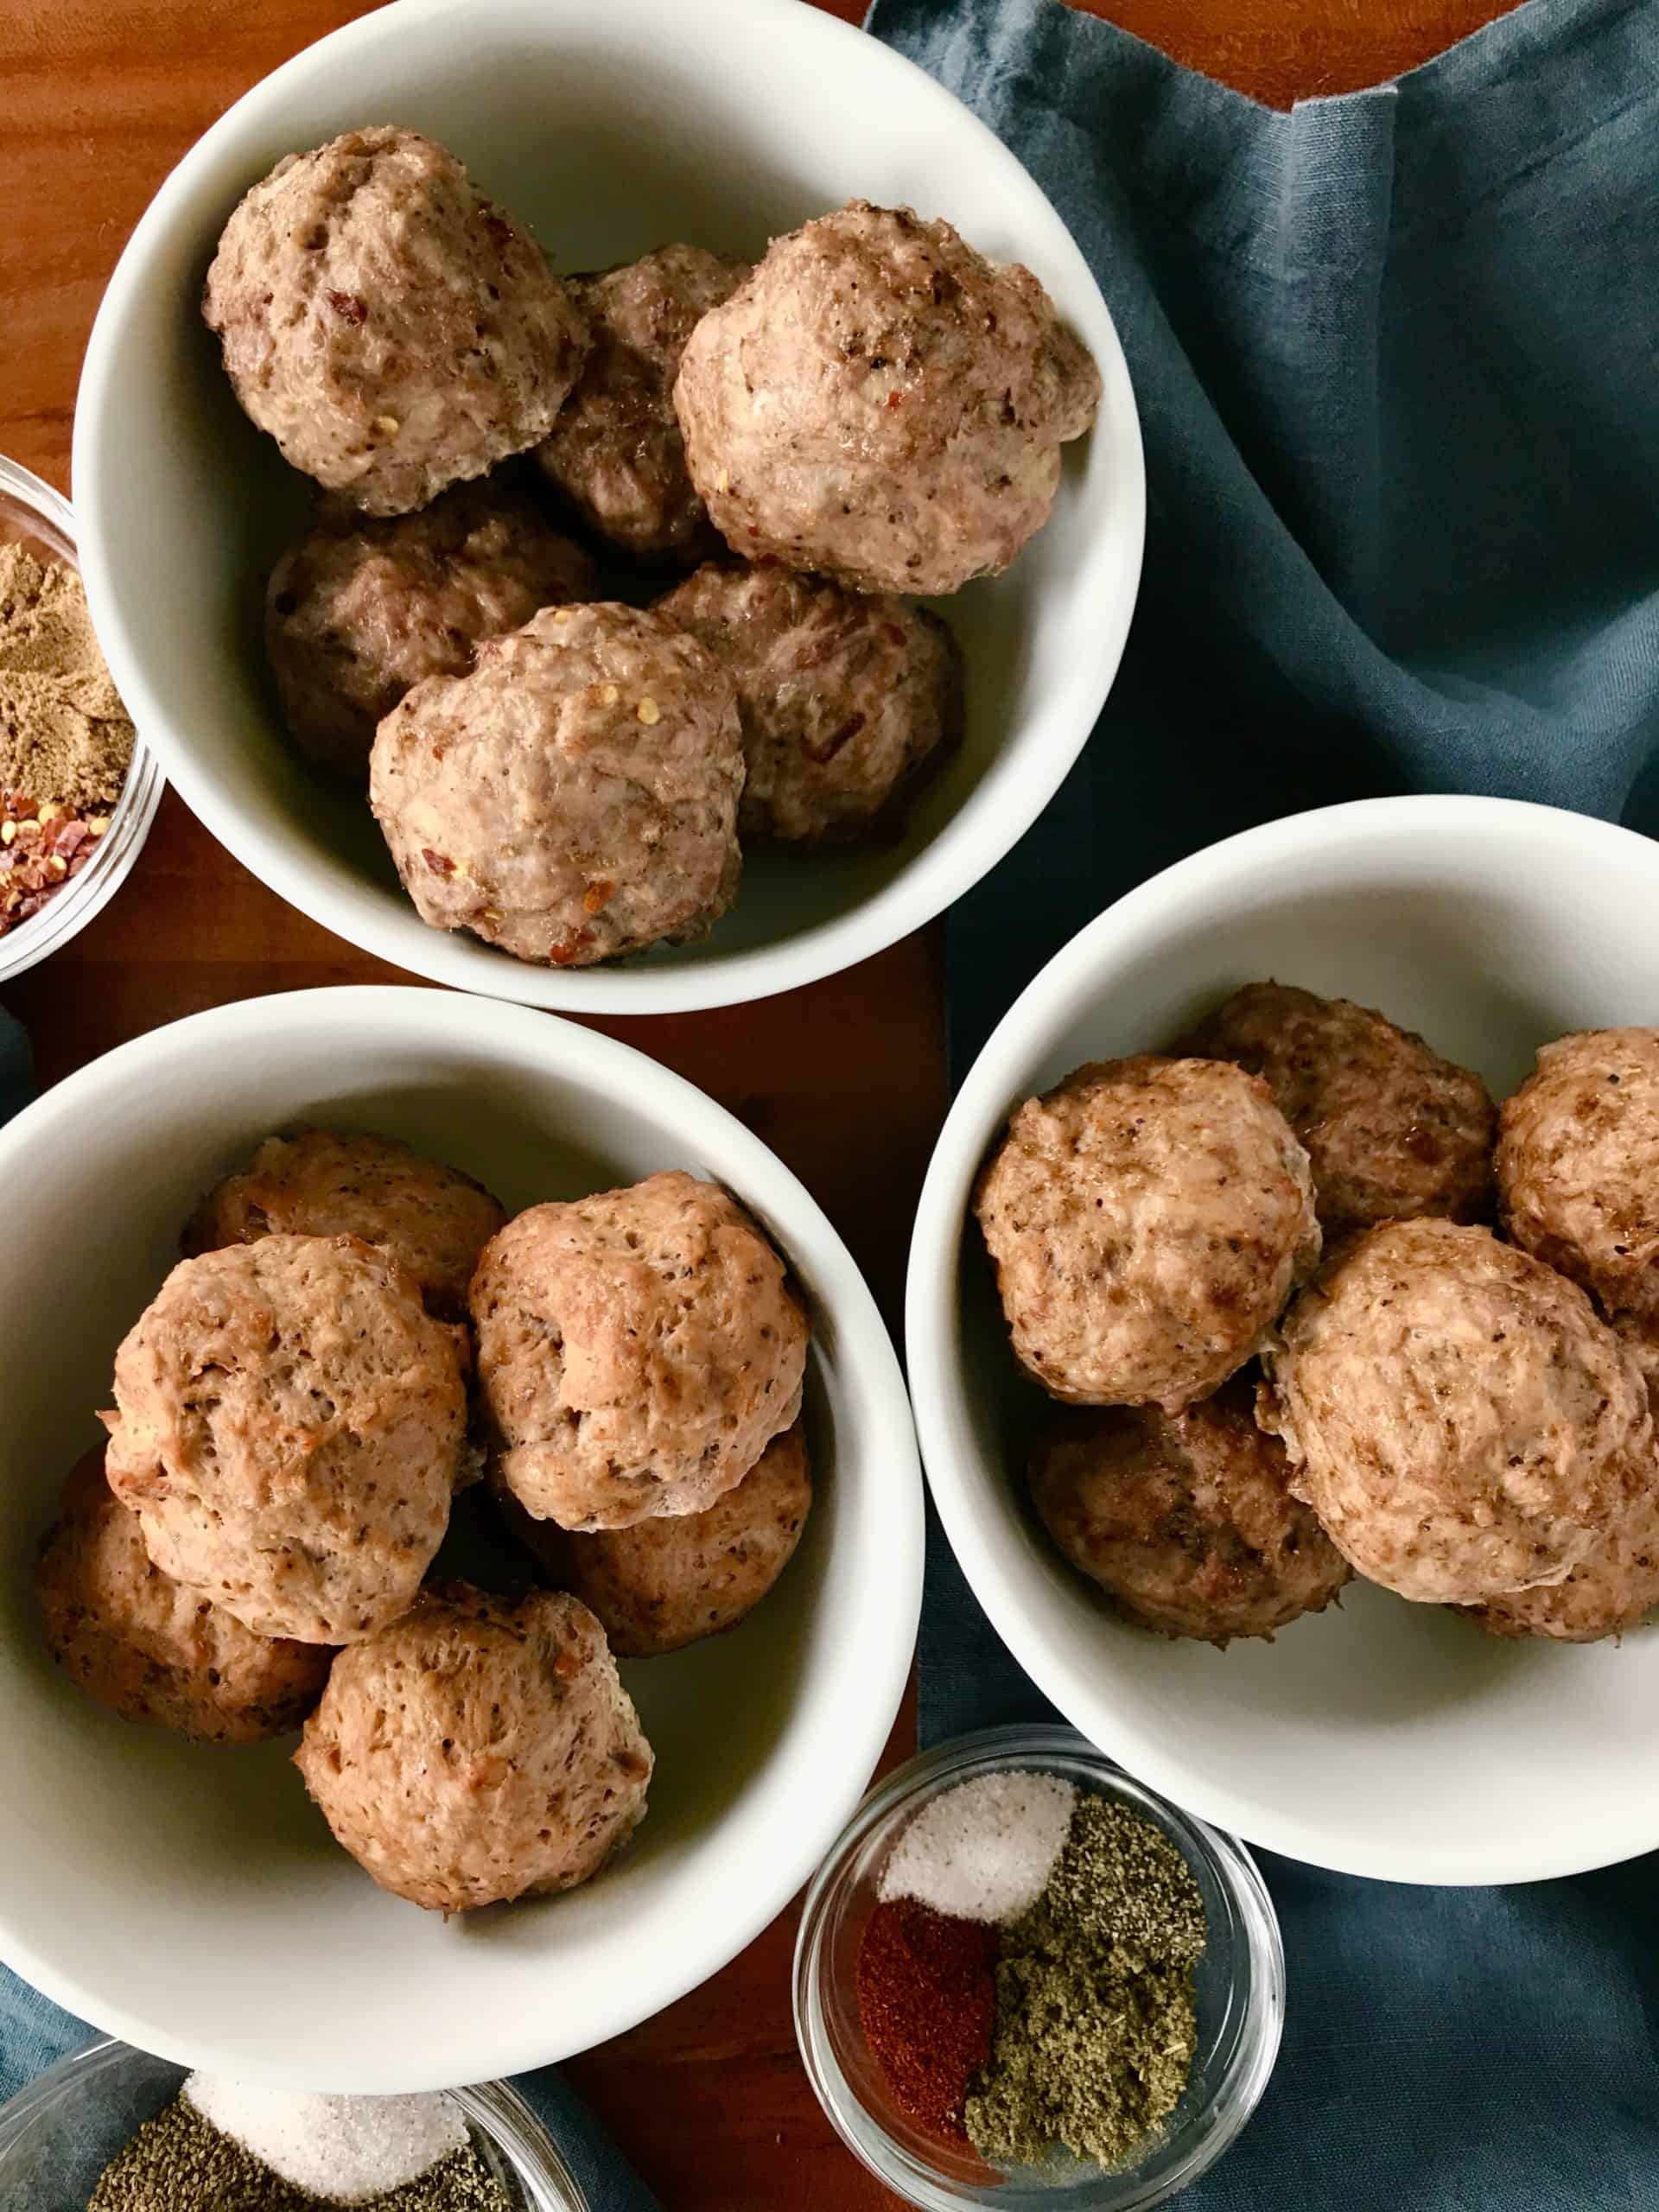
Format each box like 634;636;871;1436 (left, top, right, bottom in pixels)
866;0;1659;2203
0;1011;658;2209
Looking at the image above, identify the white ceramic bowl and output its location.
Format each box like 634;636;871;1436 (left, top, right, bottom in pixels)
907;796;1659;1887
72;0;1143;1016
0;986;922;2088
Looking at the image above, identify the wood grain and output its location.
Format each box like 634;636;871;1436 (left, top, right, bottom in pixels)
0;0;1513;2202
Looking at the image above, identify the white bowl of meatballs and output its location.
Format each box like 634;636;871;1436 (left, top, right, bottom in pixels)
0;987;923;2087
907;795;1659;1886
71;0;1141;1014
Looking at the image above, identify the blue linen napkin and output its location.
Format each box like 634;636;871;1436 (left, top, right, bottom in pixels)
866;0;1659;2203
0;1011;658;2209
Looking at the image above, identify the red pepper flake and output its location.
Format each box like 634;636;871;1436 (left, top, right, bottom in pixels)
421;849;455;876
887;391;905;410
582;879;615;916
855;1897;999;2146
324;289;368;324
549;927;594;966
0;792;111;939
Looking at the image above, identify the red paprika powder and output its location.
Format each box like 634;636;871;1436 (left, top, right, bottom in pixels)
854;1896;1000;2145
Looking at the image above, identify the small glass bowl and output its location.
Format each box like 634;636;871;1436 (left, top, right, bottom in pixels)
0;2039;591;2211
0;454;164;984
794;1725;1283;2211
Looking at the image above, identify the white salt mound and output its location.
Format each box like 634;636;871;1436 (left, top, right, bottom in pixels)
879;1770;1078;1923
182;2075;467;2204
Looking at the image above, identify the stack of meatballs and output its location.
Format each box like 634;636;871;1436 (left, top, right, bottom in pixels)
201;126;1102;967
35;1130;812;1914
976;987;1659;1648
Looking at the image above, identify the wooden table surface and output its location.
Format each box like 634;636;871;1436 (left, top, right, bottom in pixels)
2;0;1514;2200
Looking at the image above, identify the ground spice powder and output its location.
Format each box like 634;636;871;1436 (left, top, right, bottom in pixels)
0;543;133;811
964;1794;1207;2171
855;1895;1000;2145
86;2094;514;2211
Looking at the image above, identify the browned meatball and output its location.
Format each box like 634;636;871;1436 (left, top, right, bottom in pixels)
1462;1452;1659;1643
369;602;744;968
35;1446;332;1742
1179;982;1497;1234
976;1057;1319;1413
264;484;594;780
183;1127;506;1324
296;1584;652;1911
1028;1382;1350;1643
535;245;750;556
655;563;963;844
203;129;588;515
471;1171;808;1532
500;1421;812;1656
1262;1220;1651;1605
104;1235;468;1643
1497;1028;1659;1325
674;202;1100;595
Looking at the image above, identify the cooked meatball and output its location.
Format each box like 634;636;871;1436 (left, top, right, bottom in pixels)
499;1420;811;1655
471;1171;808;1531
535;245;750;556
103;1235;468;1643
1262;1219;1651;1605
183;1127;506;1323
264;483;594;780
674;201;1101;594
296;1583;651;1911
369;602;743;968
1027;1382;1350;1644
1498;1028;1659;1325
1462;1451;1659;1643
655;563;963;843
976;1056;1319;1413
35;1446;333;1742
1179;982;1497;1234
203;127;588;515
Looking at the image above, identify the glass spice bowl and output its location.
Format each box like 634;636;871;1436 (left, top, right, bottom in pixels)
0;2039;592;2212
794;1725;1284;2212
0;454;164;985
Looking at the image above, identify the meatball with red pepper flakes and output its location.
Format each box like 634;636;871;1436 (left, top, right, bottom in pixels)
264;482;594;781
535;245;752;558
296;1583;652;1912
369;601;744;968
203;127;588;515
656;563;963;844
674;201;1100;594
1028;1382;1350;1645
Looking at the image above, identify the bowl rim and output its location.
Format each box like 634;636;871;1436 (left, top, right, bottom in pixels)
69;0;1145;1017
0;2037;594;2211
0;984;925;2084
792;1722;1284;2211
905;793;1659;1888
0;455;166;986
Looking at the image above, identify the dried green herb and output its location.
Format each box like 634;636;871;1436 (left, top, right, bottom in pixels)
964;1793;1207;2169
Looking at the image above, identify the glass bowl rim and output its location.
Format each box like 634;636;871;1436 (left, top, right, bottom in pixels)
0;2036;593;2211
792;1722;1285;2212
0;454;165;985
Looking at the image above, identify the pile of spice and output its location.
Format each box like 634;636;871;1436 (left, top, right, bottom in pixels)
0;540;134;939
855;1770;1207;2173
86;2077;515;2211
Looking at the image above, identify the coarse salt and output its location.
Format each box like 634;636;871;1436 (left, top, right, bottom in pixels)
880;1771;1078;1924
182;2075;467;2204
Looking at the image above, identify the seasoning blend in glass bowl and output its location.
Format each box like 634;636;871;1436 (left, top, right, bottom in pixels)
795;1726;1283;2211
0;455;162;983
0;2042;590;2212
